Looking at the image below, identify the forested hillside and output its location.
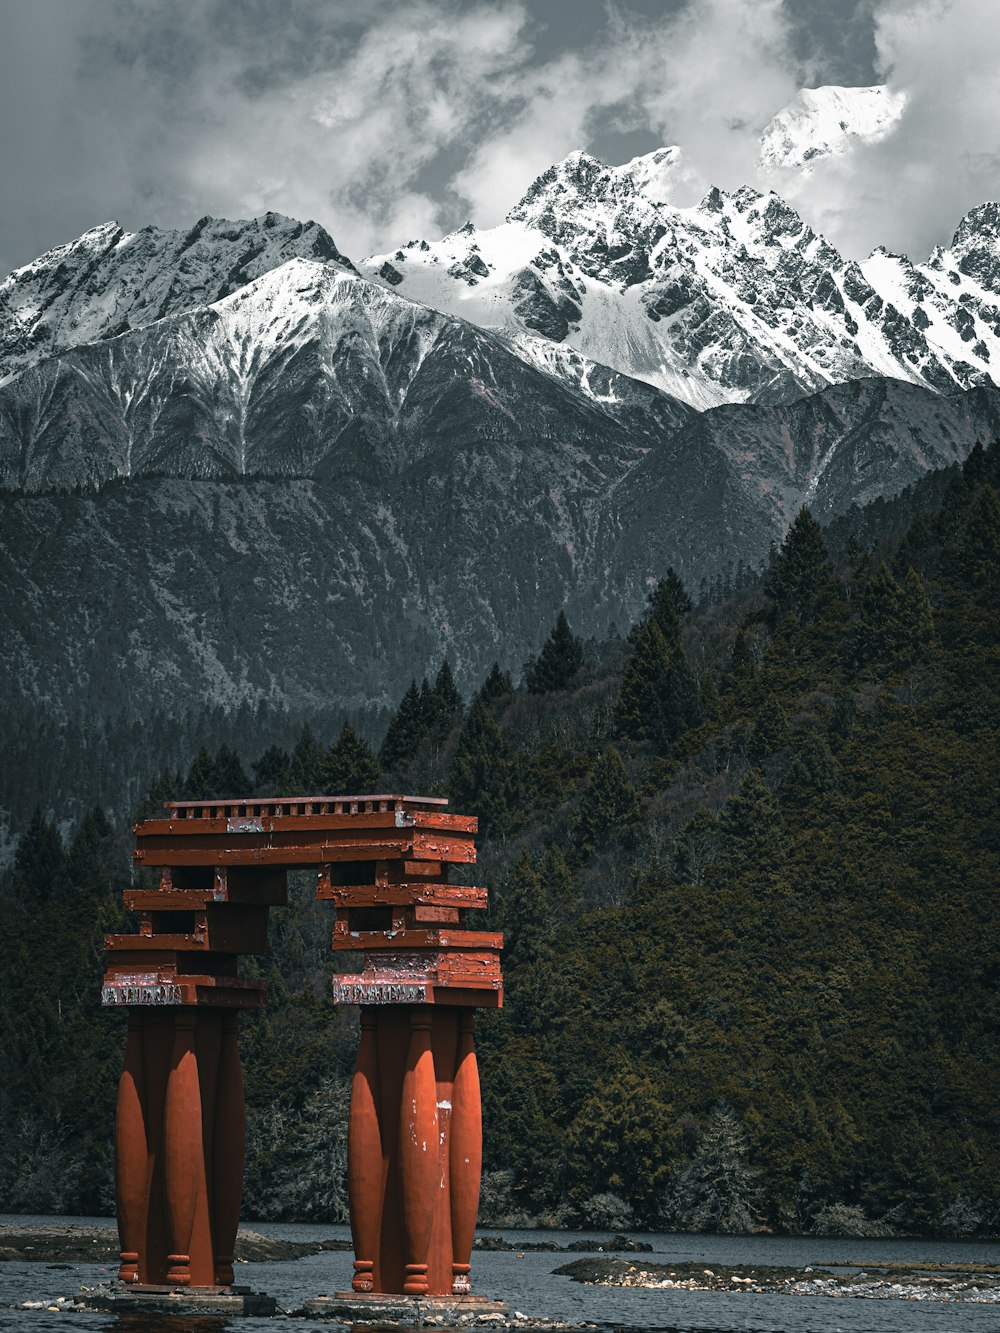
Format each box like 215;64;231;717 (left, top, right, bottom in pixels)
1;442;997;1237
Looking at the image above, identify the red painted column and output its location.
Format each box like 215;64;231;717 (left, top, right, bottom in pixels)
348;1009;384;1293
449;1012;482;1295
115;1013;149;1284
164;1011;201;1286
399;1009;439;1295
211;1012;245;1287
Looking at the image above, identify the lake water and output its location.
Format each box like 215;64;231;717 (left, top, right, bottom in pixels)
2;1216;1000;1333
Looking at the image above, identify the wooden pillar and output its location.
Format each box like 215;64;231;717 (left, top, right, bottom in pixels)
115;1013;148;1284
449;1011;482;1295
163;1011;201;1286
399;1009;439;1295
212;1012;244;1287
348;1009;384;1292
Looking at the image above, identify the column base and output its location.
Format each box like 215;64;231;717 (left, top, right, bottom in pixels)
306;1292;508;1321
77;1283;276;1316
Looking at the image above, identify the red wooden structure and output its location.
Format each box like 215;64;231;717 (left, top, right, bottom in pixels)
103;794;501;1298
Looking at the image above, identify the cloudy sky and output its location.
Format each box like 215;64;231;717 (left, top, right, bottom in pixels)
2;0;998;276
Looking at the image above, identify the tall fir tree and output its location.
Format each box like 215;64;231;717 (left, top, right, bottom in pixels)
475;662;515;712
524;611;584;694
252;744;291;794
379;680;428;772
322;723;380;793
448;699;524;839
765;507;831;621
288;723;325;793
571;747;643;859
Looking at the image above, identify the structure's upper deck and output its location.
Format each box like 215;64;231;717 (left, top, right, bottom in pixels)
134;794;477;867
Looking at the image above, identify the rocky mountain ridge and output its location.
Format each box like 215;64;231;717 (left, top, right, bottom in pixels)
365;149;1000;410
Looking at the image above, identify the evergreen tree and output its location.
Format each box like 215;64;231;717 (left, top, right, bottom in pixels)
848;563;936;669
524;611;584;694
12;807;66;903
765;507;830;621
664;1103;761;1234
475;662;515;713
748;695;791;764
288;724;325;794
379;680;428;772
252;744;291;794
648;642;703;751
615;619;702;752
635;567;692;645
615;619;670;742
717;769;786;879
212;744;250;797
184;745;216;799
448;699;524;839
432;658;463;721
322;723;380;794
955;483;1000;589
571;747;643;859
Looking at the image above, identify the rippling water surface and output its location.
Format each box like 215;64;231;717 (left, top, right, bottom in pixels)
2;1217;999;1333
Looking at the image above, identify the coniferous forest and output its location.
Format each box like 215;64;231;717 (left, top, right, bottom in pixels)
1;444;998;1238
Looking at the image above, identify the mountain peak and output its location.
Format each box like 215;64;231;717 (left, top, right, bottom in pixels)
760;84;907;173
0;212;356;381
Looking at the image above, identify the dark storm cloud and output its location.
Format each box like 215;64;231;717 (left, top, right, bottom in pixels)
1;0;996;278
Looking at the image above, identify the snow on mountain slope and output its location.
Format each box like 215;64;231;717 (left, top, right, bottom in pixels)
759;85;907;173
0;212;354;382
0;256;696;491
363;148;999;410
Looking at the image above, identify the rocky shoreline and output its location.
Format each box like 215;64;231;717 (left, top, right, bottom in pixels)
554;1257;1000;1303
0;1225;349;1264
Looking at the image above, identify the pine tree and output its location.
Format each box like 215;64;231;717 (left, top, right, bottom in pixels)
379;680;428;772
322;723;380;794
648;642;703;752
12;807;66;903
748;695;791;764
288;724;325;794
847;563;935;669
252;744;291;794
615;619;670;742
615;619;702;752
213;744;250;797
184;745;216;799
475;662;514;713
635;568;692;644
664;1102;761;1234
765;507;830;621
448;699;524;839
433;658;463;720
717;769;785;879
524;611;584;694
955;483;1000;590
571;747;643;858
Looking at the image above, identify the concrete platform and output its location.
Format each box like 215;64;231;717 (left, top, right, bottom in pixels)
304;1291;509;1322
78;1282;277;1316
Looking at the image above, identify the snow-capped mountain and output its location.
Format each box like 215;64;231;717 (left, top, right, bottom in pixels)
363;147;1000;411
759;85;907;173
3;131;1000;744
0;212;353;383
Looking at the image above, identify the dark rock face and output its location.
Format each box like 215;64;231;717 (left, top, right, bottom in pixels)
0;212;354;380
2;196;999;788
1;255;995;731
365;154;1000;410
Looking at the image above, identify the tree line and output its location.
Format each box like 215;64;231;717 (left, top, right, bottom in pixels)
1;441;998;1236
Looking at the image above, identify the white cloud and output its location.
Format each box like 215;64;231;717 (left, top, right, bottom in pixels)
767;0;1000;259
455;0;802;223
2;0;997;273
